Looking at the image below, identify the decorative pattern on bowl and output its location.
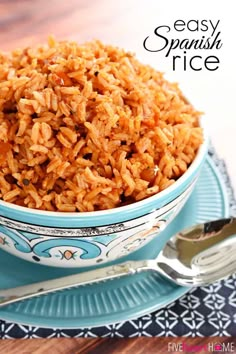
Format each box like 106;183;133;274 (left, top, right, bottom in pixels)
0;182;194;267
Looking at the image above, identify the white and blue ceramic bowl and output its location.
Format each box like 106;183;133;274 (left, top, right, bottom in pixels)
0;127;208;267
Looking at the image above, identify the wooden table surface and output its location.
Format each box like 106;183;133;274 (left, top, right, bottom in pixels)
0;337;236;354
0;0;235;353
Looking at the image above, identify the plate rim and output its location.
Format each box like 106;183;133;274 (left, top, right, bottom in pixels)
0;156;229;329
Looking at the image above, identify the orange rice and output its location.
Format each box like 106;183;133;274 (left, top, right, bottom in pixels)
0;38;203;212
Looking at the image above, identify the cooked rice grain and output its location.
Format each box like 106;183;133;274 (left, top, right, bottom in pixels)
0;38;203;212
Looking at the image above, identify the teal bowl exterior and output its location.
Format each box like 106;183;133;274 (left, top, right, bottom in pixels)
0;134;208;267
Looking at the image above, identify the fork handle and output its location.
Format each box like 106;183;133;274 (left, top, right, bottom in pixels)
0;260;155;307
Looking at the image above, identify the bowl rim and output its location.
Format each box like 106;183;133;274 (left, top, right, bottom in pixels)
0;118;208;218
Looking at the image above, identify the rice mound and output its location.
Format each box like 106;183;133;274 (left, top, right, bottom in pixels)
0;38;203;212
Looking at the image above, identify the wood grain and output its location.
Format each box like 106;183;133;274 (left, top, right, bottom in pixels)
0;0;140;51
0;0;235;353
0;337;236;354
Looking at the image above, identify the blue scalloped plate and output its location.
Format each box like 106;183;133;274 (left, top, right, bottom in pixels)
0;157;229;328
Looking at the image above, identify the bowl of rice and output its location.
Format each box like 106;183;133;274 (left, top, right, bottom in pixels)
0;38;207;267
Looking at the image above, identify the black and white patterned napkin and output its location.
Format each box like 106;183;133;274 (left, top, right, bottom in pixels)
1;147;236;338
